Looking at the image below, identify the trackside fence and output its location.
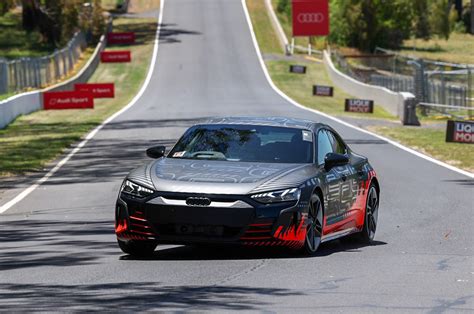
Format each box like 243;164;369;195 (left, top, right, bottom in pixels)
0;31;87;94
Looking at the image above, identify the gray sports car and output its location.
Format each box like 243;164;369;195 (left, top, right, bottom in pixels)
115;117;380;256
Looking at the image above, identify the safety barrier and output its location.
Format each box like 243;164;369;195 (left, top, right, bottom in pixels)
323;50;415;119
0;35;107;129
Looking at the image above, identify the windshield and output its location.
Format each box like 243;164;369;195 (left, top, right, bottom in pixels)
168;124;313;163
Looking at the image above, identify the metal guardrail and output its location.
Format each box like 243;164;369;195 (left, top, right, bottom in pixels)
0;31;87;94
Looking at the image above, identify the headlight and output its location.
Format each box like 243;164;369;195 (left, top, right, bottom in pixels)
121;180;155;198
251;188;301;204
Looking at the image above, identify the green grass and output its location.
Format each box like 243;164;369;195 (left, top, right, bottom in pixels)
0;17;157;176
267;60;395;119
0;10;55;59
247;0;281;54
401;33;474;65
369;125;474;172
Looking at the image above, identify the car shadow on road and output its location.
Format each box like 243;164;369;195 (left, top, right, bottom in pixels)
120;239;387;261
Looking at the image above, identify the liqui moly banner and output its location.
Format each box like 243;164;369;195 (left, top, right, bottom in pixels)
292;0;329;36
43;91;94;110
107;32;135;44
100;51;131;63
345;99;374;113
446;120;474;144
75;83;115;98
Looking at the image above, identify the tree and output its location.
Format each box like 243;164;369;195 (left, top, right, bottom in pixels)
91;0;106;41
0;0;15;16
412;0;431;40
430;0;457;40
62;0;80;44
329;0;413;51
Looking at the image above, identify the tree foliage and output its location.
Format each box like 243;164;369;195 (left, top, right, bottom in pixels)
0;0;16;16
429;0;458;40
20;0;106;47
276;0;461;51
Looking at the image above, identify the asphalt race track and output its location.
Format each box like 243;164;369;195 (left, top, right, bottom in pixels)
0;0;473;311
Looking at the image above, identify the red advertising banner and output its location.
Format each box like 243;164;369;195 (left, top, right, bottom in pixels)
43;91;94;110
100;51;131;63
292;0;329;36
75;83;115;98
107;32;135;44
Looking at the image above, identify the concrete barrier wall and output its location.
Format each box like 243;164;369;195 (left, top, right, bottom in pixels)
0;35;106;129
323;50;410;117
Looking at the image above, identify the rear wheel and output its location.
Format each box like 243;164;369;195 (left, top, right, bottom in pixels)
358;183;379;243
117;239;157;257
303;193;324;255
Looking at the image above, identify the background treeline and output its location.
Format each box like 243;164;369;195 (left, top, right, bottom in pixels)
0;0;106;47
277;0;473;51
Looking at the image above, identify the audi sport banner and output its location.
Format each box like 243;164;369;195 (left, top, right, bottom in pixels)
313;85;333;96
289;65;307;74
43;91;94;110
446;120;473;144
75;83;115;98
100;51;131;63
107;32;135;45
345;99;374;113
292;0;329;37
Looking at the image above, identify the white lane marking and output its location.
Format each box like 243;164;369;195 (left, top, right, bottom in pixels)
0;1;166;214
241;0;473;179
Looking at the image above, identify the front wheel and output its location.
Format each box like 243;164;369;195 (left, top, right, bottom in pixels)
118;239;157;257
303;193;324;255
358;183;379;243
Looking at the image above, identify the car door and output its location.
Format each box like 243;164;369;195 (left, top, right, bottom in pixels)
326;130;357;217
316;129;344;226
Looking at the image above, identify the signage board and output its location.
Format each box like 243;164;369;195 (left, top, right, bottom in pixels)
107;32;135;45
100;51;131;63
75;83;115;98
292;0;330;36
313;85;333;96
289;65;307;74
446;120;473;144
344;99;374;113
43;91;94;110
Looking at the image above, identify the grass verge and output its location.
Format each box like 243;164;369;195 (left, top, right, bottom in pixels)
401;33;474;65
247;0;473;173
369;125;474;173
267;60;395;119
0;17;157;176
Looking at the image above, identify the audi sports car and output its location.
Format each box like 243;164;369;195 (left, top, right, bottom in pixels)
115;117;380;256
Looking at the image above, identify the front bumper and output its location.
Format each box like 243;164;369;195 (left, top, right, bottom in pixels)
115;192;308;249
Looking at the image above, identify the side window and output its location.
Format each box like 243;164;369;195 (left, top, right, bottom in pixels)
327;131;346;155
317;130;333;165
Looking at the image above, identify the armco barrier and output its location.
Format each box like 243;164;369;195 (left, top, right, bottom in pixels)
323;50;414;118
0;34;107;129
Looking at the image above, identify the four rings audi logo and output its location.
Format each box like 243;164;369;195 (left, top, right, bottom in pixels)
297;13;325;23
186;197;212;206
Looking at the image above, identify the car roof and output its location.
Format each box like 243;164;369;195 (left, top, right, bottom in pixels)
200;116;324;131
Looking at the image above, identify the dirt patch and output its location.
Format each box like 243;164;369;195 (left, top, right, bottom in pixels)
127;0;160;13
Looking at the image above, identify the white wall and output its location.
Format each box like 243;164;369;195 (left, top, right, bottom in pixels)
323;50;413;117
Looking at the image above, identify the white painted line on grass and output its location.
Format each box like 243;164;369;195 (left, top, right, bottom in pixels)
241;0;473;179
0;0;166;214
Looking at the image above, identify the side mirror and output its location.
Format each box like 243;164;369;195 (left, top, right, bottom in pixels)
146;146;166;159
324;153;349;171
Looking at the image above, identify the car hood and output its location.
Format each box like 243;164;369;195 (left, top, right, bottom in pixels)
128;158;316;195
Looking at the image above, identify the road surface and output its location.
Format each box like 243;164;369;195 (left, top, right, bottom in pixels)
1;0;472;311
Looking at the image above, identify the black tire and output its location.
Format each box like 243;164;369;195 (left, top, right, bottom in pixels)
117;238;157;257
303;193;324;255
358;183;379;243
